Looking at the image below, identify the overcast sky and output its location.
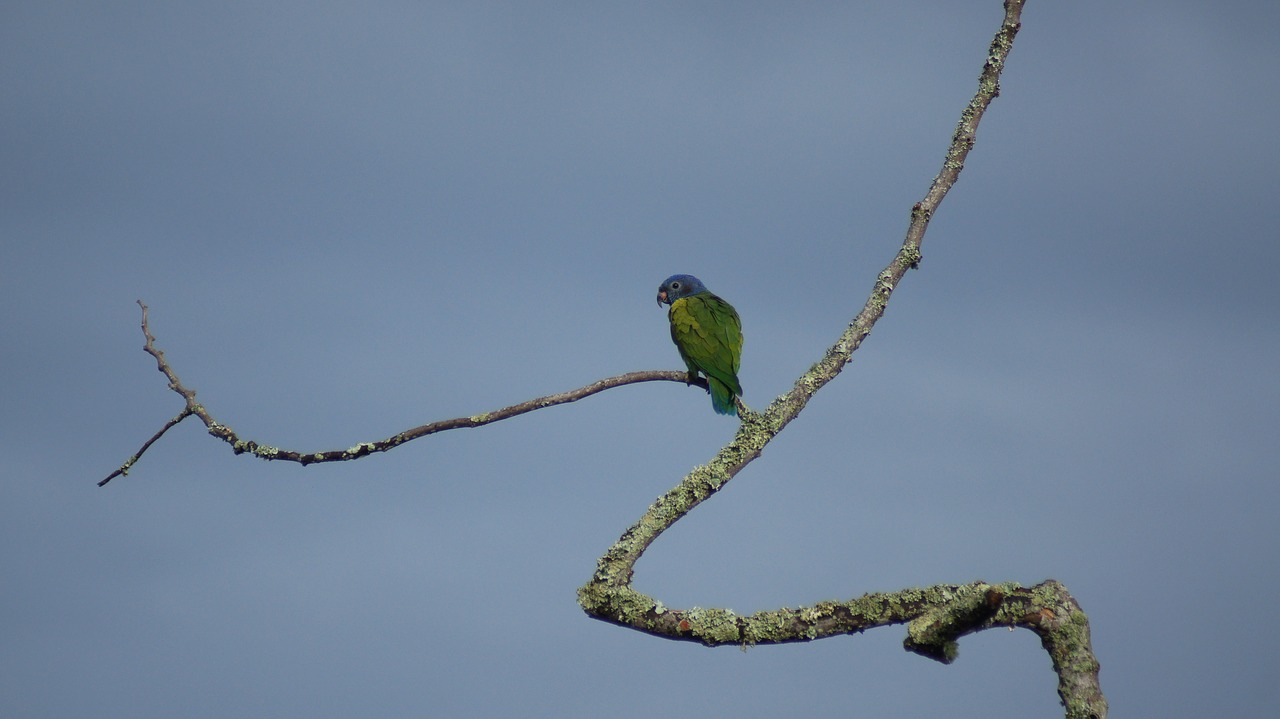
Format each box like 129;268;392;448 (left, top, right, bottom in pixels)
3;1;1277;717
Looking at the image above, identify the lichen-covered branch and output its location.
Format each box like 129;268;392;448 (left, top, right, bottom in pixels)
580;580;1103;719
99;300;709;486
580;2;1106;717
582;0;1025;591
98;1;1105;716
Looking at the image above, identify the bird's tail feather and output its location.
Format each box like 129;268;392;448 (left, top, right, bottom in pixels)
708;377;738;416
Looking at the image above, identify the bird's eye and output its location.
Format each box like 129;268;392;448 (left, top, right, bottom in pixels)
671;281;681;290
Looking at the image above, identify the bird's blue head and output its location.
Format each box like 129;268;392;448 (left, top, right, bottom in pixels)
656;274;708;307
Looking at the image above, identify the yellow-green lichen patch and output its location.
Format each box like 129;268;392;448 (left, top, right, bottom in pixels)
683;606;741;645
345;442;377;457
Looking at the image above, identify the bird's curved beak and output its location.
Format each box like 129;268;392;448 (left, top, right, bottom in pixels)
656;290;667;307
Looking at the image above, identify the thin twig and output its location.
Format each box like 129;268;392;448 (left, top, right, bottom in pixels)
100;300;711;485
98;408;192;486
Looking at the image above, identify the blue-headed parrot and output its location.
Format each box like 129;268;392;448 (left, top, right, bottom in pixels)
656;274;743;416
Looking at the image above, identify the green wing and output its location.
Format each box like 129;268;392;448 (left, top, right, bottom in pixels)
668;293;743;414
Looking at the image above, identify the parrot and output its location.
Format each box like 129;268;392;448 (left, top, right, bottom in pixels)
656;274;743;416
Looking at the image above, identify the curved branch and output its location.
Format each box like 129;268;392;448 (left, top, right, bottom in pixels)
582;0;1026;592
578;578;1102;715
98;1;1106;716
580;2;1106;718
100;300;710;486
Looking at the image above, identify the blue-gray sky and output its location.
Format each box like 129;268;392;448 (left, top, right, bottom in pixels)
3;2;1277;717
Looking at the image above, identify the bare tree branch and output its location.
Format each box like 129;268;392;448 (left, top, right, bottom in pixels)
579;2;1107;717
99;300;711;486
99;1;1106;716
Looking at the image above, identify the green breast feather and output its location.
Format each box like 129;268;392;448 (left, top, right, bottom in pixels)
669;294;743;415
